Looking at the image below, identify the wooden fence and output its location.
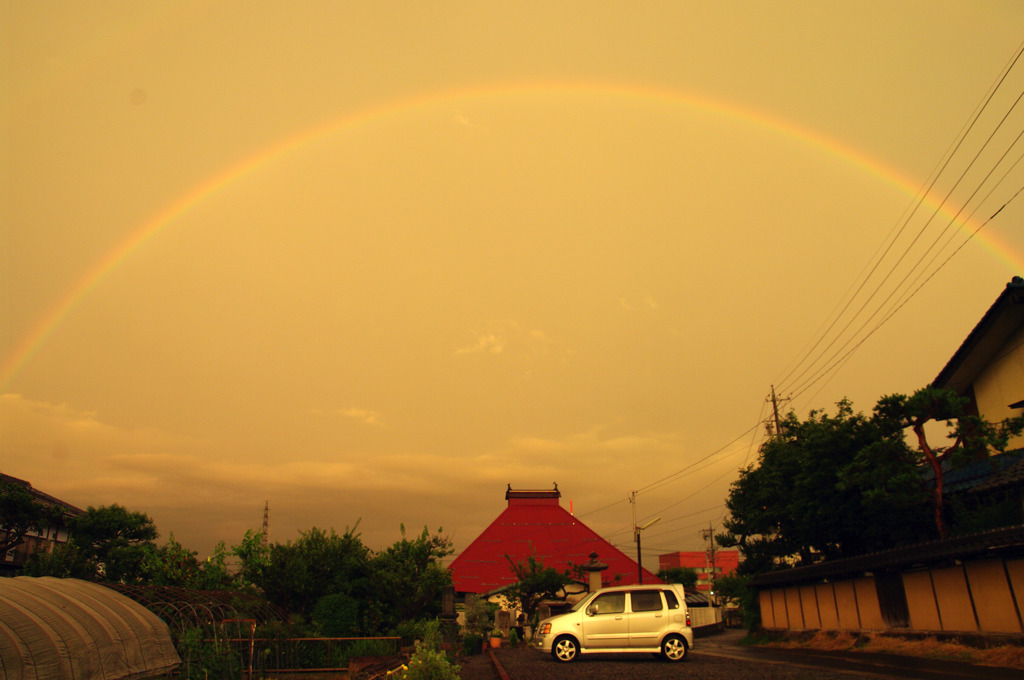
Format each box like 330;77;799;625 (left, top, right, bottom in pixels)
758;556;1024;635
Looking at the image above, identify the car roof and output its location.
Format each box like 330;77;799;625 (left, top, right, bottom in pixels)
591;584;681;593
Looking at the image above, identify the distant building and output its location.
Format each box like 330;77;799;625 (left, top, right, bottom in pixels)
659;550;740;593
448;485;660;595
0;474;84;575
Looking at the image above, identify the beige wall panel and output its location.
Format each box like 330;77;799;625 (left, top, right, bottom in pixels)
932;566;977;632
1006;559;1024;614
965;559;1021;633
815;583;840;630
771;588;789;629
854;577;885;630
759;590;776;628
973;325;1024;450
800;585;821;629
833;580;861;630
902;570;941;631
785;586;805;630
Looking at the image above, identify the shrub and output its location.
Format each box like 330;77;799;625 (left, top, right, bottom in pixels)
461;634;483;656
344;638;390;660
176;626;242;680
313;592;360;637
392;618;442;648
387;640;460;680
461;595;494;636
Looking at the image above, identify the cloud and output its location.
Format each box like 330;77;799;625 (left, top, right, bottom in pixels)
453;110;489;134
455;331;506;355
0;394;707;558
618;291;659;311
509;425;682;457
0;394;539;554
454;321;562;358
340;408;381;425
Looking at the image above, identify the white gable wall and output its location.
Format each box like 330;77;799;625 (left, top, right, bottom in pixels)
973;323;1024;450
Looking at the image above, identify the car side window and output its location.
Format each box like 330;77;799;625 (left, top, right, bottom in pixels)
630;590;664;612
590;592;626;615
663;590;681;610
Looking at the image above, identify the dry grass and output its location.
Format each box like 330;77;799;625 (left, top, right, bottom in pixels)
759;630;1024;671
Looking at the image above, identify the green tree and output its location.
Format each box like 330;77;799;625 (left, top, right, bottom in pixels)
876;387;1024;538
718;399;931;570
368;526;453;631
714;573;759;629
142;534;234;589
64;504;159;582
461;594;496;637
0;478;65;557
503;554;571;627
252;525;371;621
196;541;235;589
312;592;361;637
23;542;93;579
657;567;699;589
231;528;271;587
24;504;159;582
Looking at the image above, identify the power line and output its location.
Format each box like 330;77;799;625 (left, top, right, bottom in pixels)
778;44;1024;403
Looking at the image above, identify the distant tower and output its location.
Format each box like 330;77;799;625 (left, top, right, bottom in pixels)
261;501;270;547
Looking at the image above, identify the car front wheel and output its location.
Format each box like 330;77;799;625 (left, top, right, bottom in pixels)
661;634;688;662
552;635;580;662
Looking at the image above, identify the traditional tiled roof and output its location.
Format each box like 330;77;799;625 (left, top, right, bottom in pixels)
928;448;1024;493
971;448;1024;493
750;523;1024;587
448;486;660;594
0;474;84;515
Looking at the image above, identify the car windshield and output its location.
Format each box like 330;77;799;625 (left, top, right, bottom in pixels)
569;593;597;612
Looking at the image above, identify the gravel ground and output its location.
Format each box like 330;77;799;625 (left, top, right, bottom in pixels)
459;650;499;680
462;646;887;680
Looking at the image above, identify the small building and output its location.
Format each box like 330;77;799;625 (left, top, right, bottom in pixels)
659;549;740;592
0;474;84;575
448;485;659;595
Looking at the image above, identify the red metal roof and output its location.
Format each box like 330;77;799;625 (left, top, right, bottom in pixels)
448;487;660;593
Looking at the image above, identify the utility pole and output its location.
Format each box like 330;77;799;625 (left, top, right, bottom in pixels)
630;492;660;584
700;523;717;604
766;385;790;437
261;501;270;547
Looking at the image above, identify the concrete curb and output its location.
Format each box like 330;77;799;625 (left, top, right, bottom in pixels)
486;648;511;680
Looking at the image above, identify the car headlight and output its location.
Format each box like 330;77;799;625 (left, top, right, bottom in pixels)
538;623;551;635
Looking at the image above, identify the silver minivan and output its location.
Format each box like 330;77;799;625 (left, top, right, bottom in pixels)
531;583;693;662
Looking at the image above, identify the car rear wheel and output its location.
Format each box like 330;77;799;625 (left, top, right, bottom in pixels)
661;634;688;662
552;635;579;662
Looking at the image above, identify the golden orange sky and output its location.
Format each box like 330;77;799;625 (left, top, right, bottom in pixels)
2;2;1023;562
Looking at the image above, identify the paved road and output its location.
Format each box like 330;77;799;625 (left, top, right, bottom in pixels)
459;630;1022;680
482;645;884;679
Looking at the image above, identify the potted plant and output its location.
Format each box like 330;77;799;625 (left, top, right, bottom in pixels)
489;627;505;648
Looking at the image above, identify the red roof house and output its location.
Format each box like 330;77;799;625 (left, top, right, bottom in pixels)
448;485;660;594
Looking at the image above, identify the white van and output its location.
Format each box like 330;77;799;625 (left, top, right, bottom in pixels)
531;583;693;662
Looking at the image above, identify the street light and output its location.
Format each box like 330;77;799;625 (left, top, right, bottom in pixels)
634;516;661;584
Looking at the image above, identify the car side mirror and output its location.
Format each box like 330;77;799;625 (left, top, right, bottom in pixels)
586;604;598;616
